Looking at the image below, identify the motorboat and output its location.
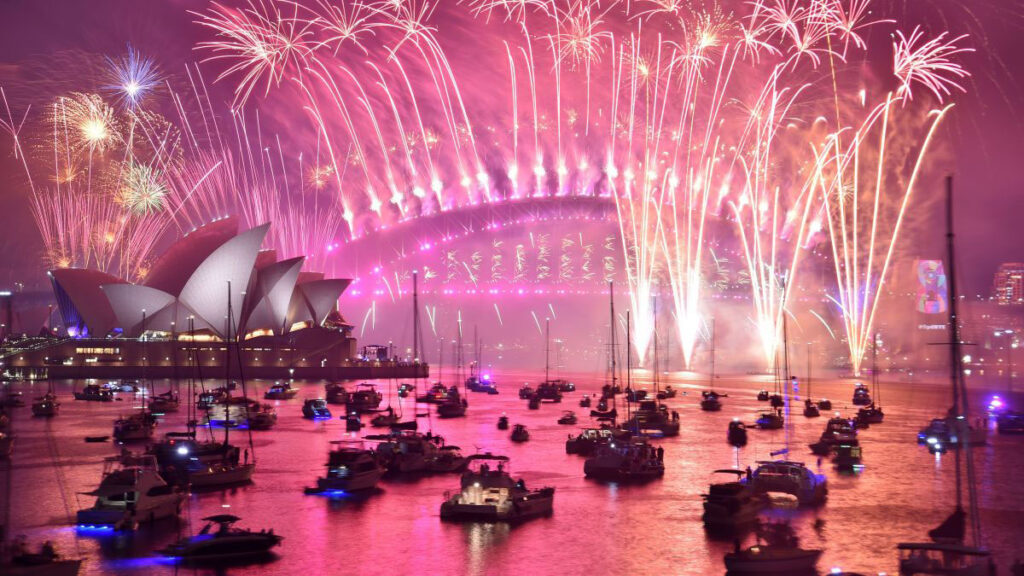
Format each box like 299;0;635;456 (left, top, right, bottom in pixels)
728;419;748;447
702;469;765;530
557;411;577;425
621;400;680;437
916;416;987;448
700;390;723;412
527;396;541;410
896;542;994;576
724;527;822;572
196;387;229;410
549;379;575;392
565;427;621;456
997;411;1024;434
302;398;332;419
436;397;467;419
31;393;60;417
748;460;828;506
397;383;414;398
158;515;282;561
77;453;184;530
833;444;863;471
518;384;534;399
465;374;498;394
110;380;140;393
148;391;179;413
306;441;384;493
205;396;262;428
583;440;664;482
369;407;400;428
247;405;277;430
755;410;784;430
372;431;466;474
769;394;784;408
112;412;157;442
74;384;113;402
263;383;298;400
187;460;255;489
417;382;450;404
510;424;530;443
821;416;858;445
149;433;240;469
757;389;770;401
802;399;821;418
534;382;563;403
858;403;885;424
440;454;554;522
325;383;349;405
625;388;648;402
1;391;25;407
852;383;872;406
657;385;677;400
1;538;81;576
816;398;833;410
345;412;362;432
346;383;383;413
579;395;591;408
497;414;509;430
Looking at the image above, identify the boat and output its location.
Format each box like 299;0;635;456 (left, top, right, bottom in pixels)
325;383;349;405
535;320;564;403
187;460;255;489
724;522;822;573
534;381;563;403
196;387;230;410
802;399;820;418
557;411;577;425
579;395;592;408
857;336;885;423
158;515;282;561
621;400;680;436
369;406;401;427
247;404;277;430
305;440;384;492
148;390;180;413
820;416;858;445
550;379;575;392
565;427;619;456
439;454;554;522
371;431;466;474
895;177;997;576
702;469;765;530
77;453;184;529
916;416;987;448
832;443;863;471
417;382;450;404
748;460;828;505
757;389;770;401
112;411;157;442
728;419;748;447
817;398;833;410
852;382;872;406
263;382;298;400
302;398;332;419
346;383;383;413
465;329;498;394
436;395;467;418
769;393;784;408
656;385;677;400
858;404;885;424
583;439;664;482
497;414;509;430
31;392;60;417
996;411;1024;434
0;539;81;576
0;431;13;458
755;410;784;430
518;384;534;399
700;320;723;412
397;383;414;398
345;411;362;432
510;424;530;442
527;395;540;410
73;384;113;402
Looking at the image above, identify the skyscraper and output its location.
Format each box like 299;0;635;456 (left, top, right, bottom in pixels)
994;263;1024;305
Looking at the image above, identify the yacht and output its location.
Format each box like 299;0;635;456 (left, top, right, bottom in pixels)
755;410;784;430
158;515;282;561
700;390;723;412
728;419;748;447
112;412;157;442
148;391;180;414
757;389;770;401
833;444;863;471
510;424;530;443
439;454;554;522
187;460;255;489
346;383;383;413
497;414;509;430
724;522;822;572
264;383;298;400
73;384;113;402
621;400;680;437
820;416;858;445
579;395;592;408
583;440;664;482
417;382;450;404
802;399;821;418
372;431;466;474
465;374;498;394
247;405;277;430
534;382;563;403
325;383;349;405
306;441;384;493
31;393;60;417
656;385;677;400
302;398;332;419
917;416;987;448
557;411;577;425
565;427;619;456
196;387;230;410
702;469;766;530
518;384;534;399
748;460;828;506
77;454;184;529
996;411;1024;434
852;383;872;406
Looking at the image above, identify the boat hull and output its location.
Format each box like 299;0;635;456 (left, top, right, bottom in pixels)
188;464;255;488
315;469;384;492
724;549;821;572
77;494;182;527
2;559;82;576
440;490;554;522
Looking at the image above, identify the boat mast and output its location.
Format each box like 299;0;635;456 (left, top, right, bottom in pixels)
224;281;231;449
872;333;880;407
626;311;632;422
609;281;616;389
653;296;660;399
710;318;716;391
806;343;812;399
545;318;550;384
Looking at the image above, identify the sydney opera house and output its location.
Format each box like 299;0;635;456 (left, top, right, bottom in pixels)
2;218;425;380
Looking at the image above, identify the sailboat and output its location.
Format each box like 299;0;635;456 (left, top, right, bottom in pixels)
465;327;497;393
857;334;885;424
114;313;157;442
590;283;620;422
437;320;467;419
700;319;724;411
803;344;821;417
621;300;679;437
30;382;59;417
896;177;995;575
187;282;255;489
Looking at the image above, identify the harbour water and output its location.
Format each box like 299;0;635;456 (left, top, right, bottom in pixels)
3;371;1022;575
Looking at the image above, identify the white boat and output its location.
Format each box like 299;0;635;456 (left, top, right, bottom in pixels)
112;412;157;442
584;439;664;482
748;460;827;506
701;470;765;529
440;454;554;522
159;515;281;561
77;454;184;529
307;441;384;492
372;431;466;474
188;461;255;489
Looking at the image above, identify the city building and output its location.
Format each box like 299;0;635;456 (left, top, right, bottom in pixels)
993;262;1024;305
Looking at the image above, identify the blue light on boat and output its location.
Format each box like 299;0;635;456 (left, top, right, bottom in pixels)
76;524;116;532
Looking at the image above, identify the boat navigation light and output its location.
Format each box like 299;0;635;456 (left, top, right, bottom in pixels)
176;446;189;455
